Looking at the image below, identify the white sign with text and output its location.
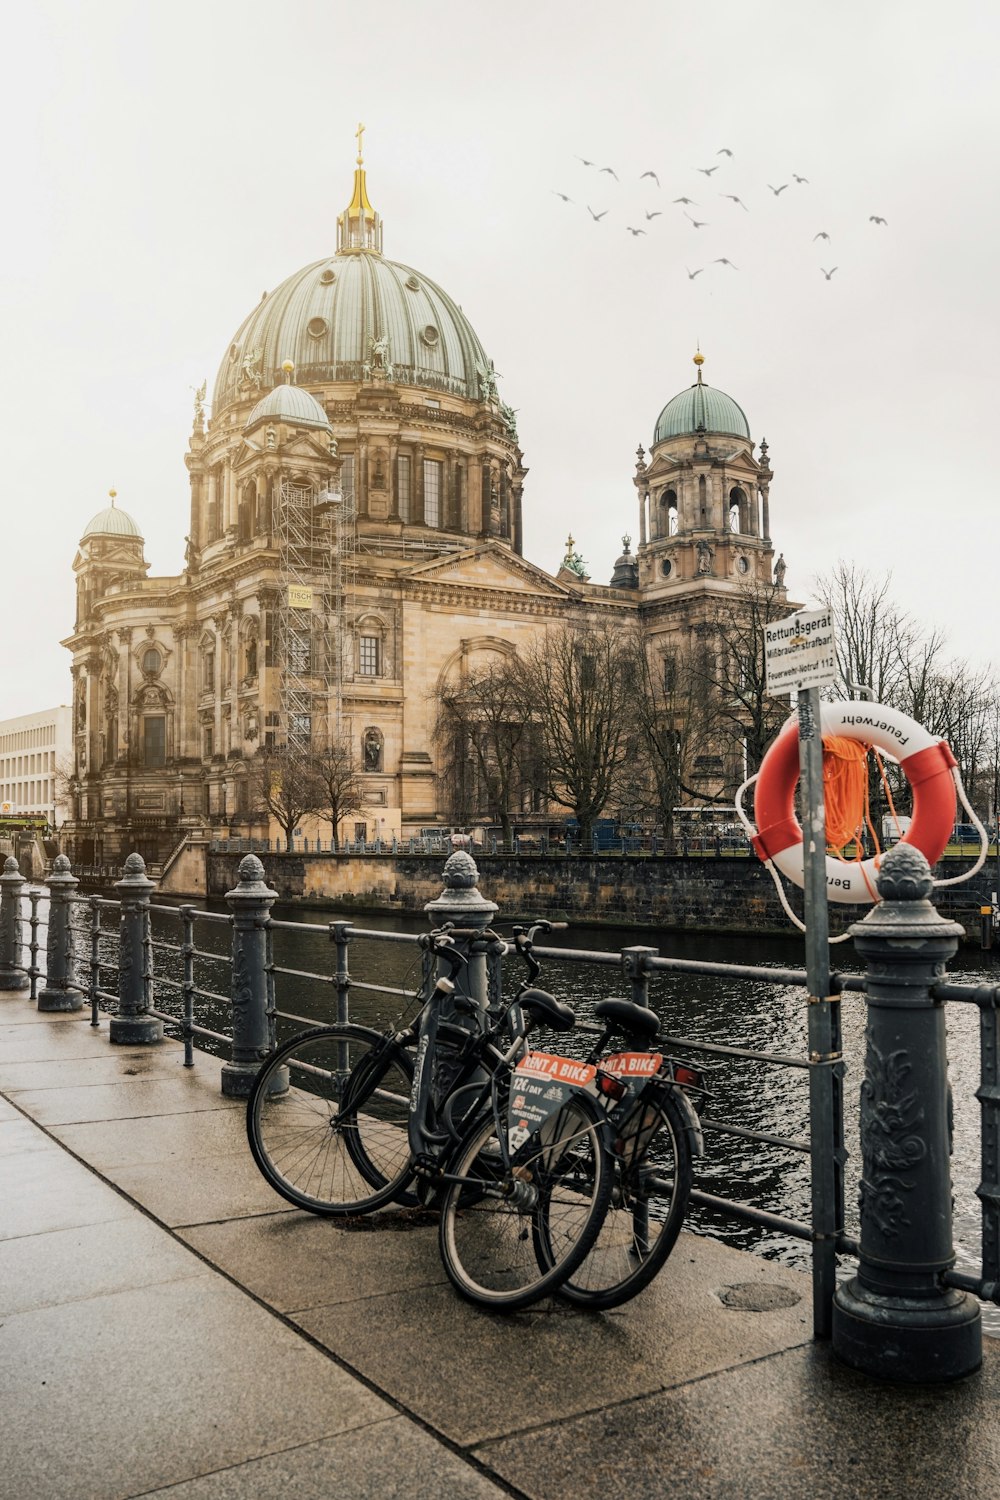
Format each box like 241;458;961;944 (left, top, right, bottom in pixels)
764;608;838;695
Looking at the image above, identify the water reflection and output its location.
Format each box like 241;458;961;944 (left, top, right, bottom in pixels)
103;900;1000;1334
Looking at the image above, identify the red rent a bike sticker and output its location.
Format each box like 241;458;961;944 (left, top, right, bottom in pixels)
603;1052;663;1079
508;1052;597;1154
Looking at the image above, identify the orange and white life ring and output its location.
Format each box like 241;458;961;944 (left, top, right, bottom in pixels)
751;701;957;903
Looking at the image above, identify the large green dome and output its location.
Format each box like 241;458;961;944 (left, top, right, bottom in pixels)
213;252;495;415
654;380;750;443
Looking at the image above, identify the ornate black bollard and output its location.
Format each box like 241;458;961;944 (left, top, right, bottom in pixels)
222;854;279;1098
832;843;982;1381
0;856;29;991
424;850;499;1017
109;854;163;1045
37;855;84;1012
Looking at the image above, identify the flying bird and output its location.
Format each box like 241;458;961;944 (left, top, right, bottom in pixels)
720;194;749;210
717;148;734;156
686;267;704;279
870;215;887;225
714;258;739;269
640;170;660;185
552;191;573;201
576;156;595;166
820;267;838;279
697;165;721;176
587;206;608;221
768;183;789;195
625;226;647;236
673;197;698;205
644;210;663;219
793;174;809;184
812;231;830;240
599;166;619;179
685;213;708;228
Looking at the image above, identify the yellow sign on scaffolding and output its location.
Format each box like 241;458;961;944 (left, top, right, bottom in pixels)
288;585;313;609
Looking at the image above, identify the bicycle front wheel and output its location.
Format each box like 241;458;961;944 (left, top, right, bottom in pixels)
247;1024;416;1216
438;1091;613;1312
553;1088;694;1309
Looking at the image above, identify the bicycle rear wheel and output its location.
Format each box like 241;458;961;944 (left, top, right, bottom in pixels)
551;1088;693;1309
247;1024;416;1216
438;1091;613;1312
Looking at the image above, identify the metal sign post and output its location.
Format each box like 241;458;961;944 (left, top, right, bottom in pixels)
765;609;844;1338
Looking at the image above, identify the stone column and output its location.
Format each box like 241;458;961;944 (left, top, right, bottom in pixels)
832;844;981;1382
37;855;83;1012
110;853;163;1044
0;856;29;991
222;854;279;1097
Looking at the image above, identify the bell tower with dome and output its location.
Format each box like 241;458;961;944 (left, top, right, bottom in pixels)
634;351;778;601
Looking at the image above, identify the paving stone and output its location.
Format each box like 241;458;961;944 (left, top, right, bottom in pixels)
0;1146;133;1240
109;1148;295;1226
293;1231;813;1446
0;1215;206;1316
51;1104;247;1170
136;1417;509;1500
0;1016;110;1061
0;1048;185;1092
180;1207;448;1310
476;1340;1000;1500
0;1274;393;1500
5;1075;232;1125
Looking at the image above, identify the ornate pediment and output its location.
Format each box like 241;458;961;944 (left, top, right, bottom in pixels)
402;543;572;598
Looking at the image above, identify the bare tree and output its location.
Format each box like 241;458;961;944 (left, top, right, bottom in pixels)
311;738;366;848
624;628;715;839
519;619;635;845
246;745;325;851
691;578;792;785
434;656;541;850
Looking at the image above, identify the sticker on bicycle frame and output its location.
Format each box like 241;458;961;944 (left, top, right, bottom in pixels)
508;1052;597;1154
603;1051;663;1079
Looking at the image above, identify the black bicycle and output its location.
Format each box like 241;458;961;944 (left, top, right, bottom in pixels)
246;924;614;1311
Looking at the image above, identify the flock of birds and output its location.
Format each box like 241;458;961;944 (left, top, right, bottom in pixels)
552;149;888;283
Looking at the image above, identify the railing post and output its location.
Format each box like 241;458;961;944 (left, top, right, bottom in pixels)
38;855;83;1012
110;853;163;1045
621;945;658;1009
222;854;279;1097
832;844;982;1381
0;857;29;991
330;920;352;1024
424;851;498;1018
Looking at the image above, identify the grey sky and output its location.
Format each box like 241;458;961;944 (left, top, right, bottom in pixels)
1;0;995;717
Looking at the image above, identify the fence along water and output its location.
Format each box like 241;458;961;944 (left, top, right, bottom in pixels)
3;849;999;1378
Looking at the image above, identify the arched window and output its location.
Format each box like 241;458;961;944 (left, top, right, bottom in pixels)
659;487;679;536
200;635;215;695
355;615;387;678
141;647;161;675
729;486;748;534
698;475;708;526
238;482;255;543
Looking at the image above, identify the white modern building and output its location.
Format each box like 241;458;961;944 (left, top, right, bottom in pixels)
0;706;73;830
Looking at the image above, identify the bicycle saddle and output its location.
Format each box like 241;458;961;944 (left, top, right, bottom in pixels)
594;998;661;1042
519;987;576;1032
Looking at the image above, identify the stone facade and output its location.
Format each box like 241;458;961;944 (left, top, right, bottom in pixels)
61;154;787;870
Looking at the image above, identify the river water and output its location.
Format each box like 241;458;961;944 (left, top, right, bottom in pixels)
133;898;1000;1334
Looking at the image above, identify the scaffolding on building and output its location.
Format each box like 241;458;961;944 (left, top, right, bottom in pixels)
276;475;356;752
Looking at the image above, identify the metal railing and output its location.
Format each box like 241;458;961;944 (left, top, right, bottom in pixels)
2;846;997;1372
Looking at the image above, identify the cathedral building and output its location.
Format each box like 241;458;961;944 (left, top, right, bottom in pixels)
61;143;785;869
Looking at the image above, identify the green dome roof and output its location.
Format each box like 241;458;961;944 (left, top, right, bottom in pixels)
81;503;143;540
654;381;750;443
214;253;496;414
245;383;331;432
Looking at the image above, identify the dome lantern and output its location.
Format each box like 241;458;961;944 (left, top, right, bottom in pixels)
653;351;751;444
336;122;383;255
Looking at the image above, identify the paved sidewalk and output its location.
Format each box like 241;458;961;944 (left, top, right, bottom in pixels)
2;993;998;1500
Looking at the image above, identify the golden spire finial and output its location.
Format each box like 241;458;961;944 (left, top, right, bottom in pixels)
108;487;117;506
693;344;705;383
281;359;295;384
338;126;382;255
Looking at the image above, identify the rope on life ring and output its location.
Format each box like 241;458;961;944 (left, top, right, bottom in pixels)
734;702;987;929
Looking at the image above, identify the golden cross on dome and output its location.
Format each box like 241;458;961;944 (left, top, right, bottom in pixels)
355;121;365;165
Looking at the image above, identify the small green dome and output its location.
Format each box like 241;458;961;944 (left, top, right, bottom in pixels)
654;381;750;443
81;502;143;540
245;382;331;433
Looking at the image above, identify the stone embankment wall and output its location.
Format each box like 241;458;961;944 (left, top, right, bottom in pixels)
204;851;988;936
